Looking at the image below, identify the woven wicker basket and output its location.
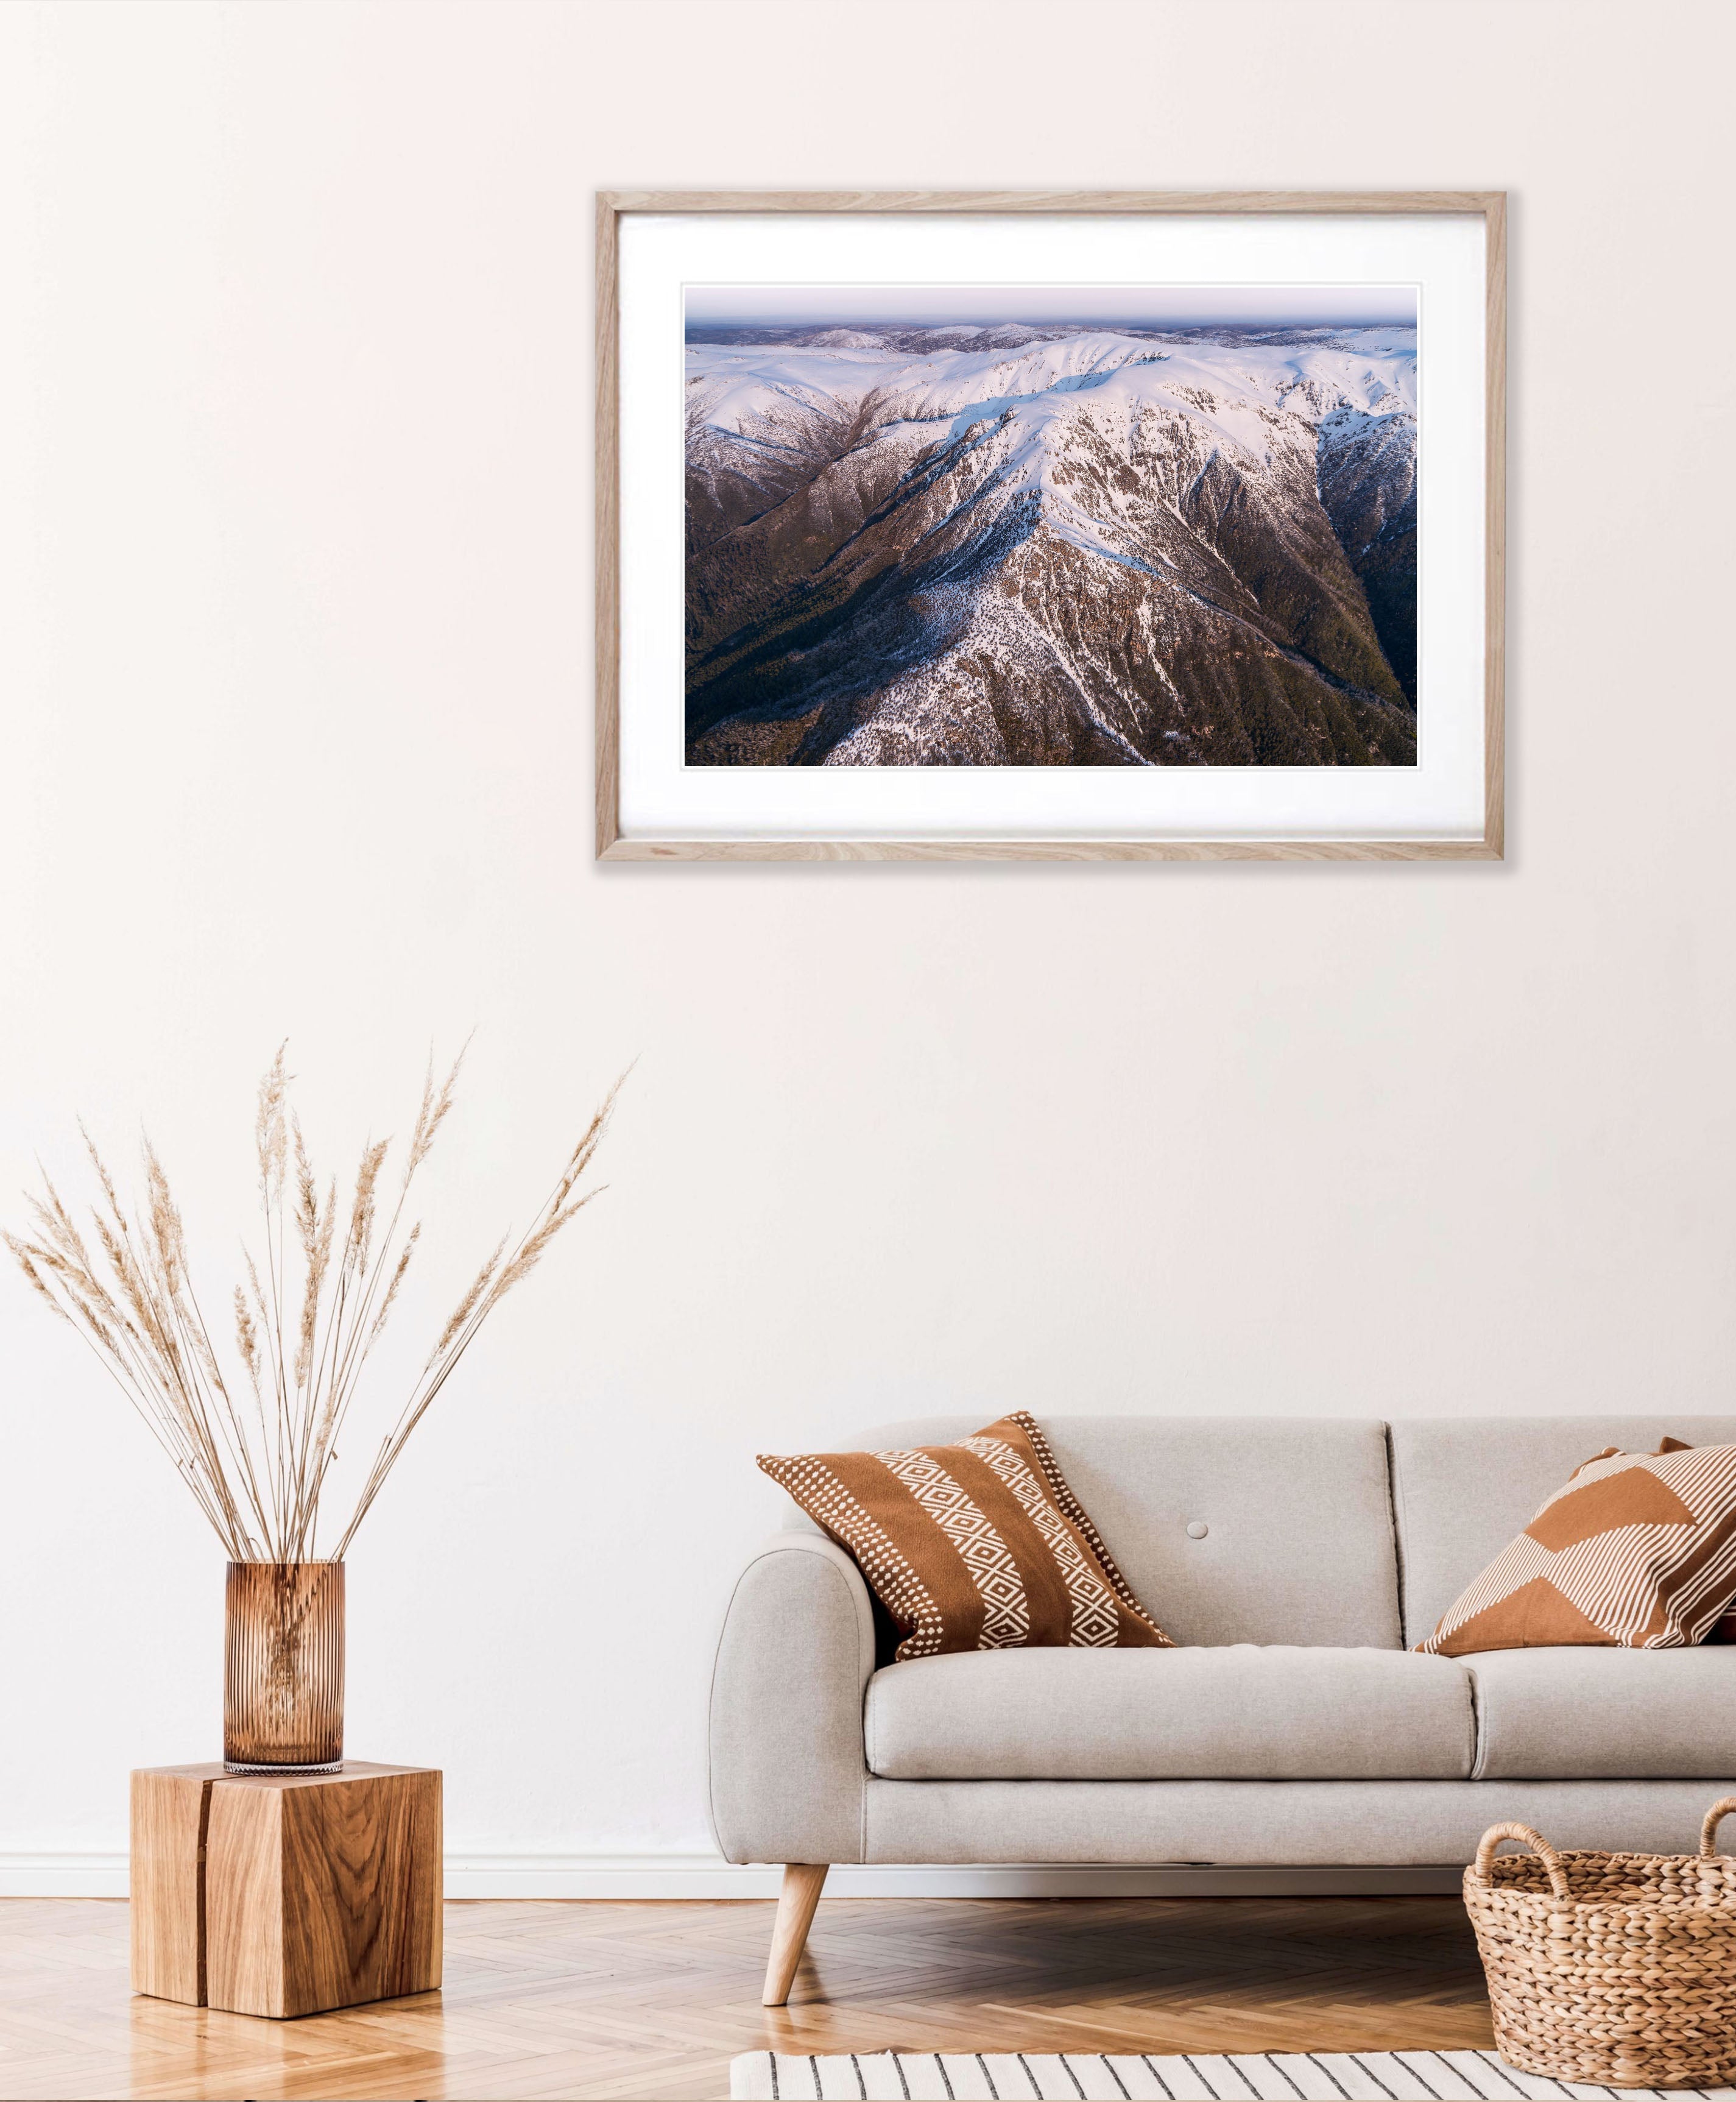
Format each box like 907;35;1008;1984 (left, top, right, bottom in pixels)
1466;1797;1736;2090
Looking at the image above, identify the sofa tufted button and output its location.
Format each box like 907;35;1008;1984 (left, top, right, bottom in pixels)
1186;1521;1209;1540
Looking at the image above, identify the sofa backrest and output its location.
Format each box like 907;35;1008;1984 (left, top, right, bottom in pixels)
855;1414;1402;1647
1390;1415;1736;1647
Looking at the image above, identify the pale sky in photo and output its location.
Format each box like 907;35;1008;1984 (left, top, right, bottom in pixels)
685;283;1418;329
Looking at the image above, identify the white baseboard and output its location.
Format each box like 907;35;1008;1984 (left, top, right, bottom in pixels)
0;1852;1464;1900
0;1854;132;1899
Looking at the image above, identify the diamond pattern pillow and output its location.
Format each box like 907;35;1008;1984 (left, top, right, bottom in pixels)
1417;1437;1736;1655
758;1410;1172;1660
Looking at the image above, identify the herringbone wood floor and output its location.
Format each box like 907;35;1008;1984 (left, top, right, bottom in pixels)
0;1895;1494;2101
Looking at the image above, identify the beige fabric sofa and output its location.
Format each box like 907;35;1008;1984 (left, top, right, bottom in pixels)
709;1414;1736;2001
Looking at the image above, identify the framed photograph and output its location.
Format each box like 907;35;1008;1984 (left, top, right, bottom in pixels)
596;191;1505;862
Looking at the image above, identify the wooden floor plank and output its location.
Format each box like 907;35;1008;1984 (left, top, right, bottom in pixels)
0;1893;1494;2100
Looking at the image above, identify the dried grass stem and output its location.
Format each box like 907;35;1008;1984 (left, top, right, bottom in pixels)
7;1047;617;1561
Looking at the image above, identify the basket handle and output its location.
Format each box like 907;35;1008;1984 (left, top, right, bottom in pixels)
1699;1797;1736;1858
1473;1822;1572;1903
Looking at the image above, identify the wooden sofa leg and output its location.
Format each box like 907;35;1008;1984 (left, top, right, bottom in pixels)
762;1863;829;2006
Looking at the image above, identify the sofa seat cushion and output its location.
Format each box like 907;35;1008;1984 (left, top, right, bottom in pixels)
864;1646;1475;1780
1469;1645;1736;1778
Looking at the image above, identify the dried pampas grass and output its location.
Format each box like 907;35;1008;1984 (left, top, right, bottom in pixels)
6;1046;619;1561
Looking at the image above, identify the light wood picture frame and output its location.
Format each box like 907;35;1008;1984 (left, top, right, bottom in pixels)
597;191;1505;862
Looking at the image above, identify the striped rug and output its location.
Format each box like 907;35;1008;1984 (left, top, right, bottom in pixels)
729;2048;1736;2100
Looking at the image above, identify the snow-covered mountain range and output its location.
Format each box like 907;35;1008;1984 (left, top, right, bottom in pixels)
685;322;1417;766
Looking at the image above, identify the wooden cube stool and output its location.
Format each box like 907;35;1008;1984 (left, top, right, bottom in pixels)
130;1761;442;2019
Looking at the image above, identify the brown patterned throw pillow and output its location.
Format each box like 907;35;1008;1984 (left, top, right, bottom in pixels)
1642;1438;1736;1643
758;1410;1172;1660
1417;1437;1736;1655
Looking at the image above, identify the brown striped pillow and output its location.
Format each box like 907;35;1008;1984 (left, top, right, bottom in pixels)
1638;1438;1736;1643
758;1410;1172;1660
1417;1436;1736;1655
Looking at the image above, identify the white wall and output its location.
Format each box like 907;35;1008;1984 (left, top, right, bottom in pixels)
2;0;1733;1894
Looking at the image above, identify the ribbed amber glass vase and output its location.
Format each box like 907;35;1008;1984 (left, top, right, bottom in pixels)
223;1561;345;1772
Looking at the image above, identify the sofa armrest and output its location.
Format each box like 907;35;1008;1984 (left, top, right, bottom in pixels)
708;1532;874;1865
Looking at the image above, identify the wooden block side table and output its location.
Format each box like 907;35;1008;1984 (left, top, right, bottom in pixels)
131;1761;442;2019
